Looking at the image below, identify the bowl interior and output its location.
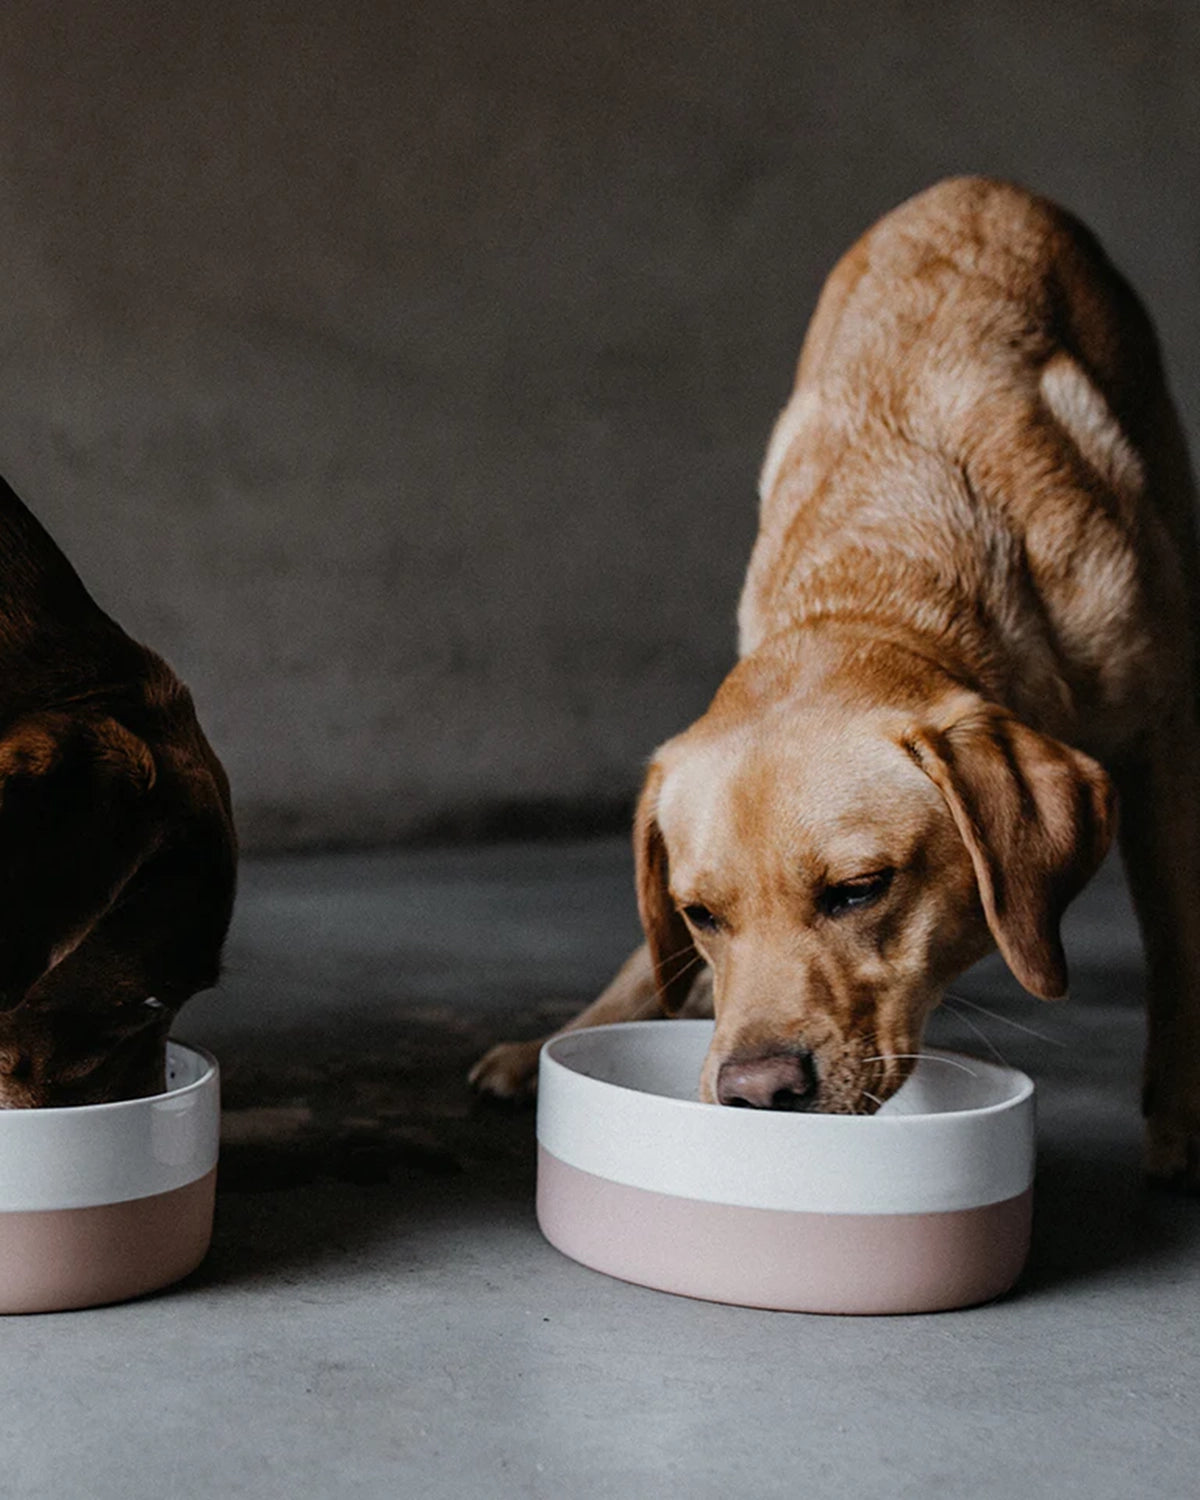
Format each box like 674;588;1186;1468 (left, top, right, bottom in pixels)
164;1041;213;1095
546;1020;1026;1117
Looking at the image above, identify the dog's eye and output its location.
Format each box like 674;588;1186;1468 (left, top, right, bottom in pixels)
682;903;720;932
818;870;894;918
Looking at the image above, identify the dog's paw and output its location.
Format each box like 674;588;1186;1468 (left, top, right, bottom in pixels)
468;1039;543;1102
1143;1117;1200;1194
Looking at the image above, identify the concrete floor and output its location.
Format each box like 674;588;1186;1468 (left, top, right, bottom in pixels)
2;839;1197;1498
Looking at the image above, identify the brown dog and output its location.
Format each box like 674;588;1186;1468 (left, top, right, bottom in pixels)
0;476;236;1106
472;177;1200;1188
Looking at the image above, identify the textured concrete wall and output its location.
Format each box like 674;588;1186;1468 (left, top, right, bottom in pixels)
0;1;1195;848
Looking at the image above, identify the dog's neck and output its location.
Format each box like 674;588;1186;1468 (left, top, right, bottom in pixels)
723;612;1076;743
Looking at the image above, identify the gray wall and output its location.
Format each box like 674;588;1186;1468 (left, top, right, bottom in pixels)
0;1;1195;848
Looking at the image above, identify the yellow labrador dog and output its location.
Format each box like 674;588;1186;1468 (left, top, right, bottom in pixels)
472;177;1200;1188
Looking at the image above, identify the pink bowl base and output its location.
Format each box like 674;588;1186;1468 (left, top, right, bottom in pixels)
538;1147;1032;1315
0;1168;217;1315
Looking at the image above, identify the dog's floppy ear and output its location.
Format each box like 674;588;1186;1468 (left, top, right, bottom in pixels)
0;710;160;1009
634;761;699;1015
905;706;1115;999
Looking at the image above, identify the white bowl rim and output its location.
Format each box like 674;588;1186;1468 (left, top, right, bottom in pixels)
0;1040;217;1122
539;1021;1036;1214
542;1020;1034;1123
0;1041;220;1212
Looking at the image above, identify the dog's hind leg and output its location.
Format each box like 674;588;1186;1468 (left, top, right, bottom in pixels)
1115;724;1200;1191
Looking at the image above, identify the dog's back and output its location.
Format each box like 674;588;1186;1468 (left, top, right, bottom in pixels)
744;176;1193;757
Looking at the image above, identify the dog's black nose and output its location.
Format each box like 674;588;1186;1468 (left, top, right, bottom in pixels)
716;1051;818;1111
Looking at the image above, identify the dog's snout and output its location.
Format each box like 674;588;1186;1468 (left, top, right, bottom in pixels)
716;1050;818;1111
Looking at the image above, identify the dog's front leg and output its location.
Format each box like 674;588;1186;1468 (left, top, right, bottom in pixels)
1115;724;1200;1190
468;944;712;1101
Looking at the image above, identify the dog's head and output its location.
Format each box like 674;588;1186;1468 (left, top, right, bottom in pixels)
636;676;1114;1113
0;672;236;1107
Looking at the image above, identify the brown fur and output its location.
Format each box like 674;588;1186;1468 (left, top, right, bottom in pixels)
0;476;236;1106
472;177;1200;1187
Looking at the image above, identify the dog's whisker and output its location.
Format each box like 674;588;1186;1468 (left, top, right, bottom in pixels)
652;941;702;971
942;990;1067;1048
651;944;707;979
941;999;1010;1067
671;950;707;977
861;1052;980;1077
860;1084;919;1116
645;955;707;1014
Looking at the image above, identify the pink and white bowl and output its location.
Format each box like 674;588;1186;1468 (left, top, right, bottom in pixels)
536;1020;1035;1315
0;1042;219;1314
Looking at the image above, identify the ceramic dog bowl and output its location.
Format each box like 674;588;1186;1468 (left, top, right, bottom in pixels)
0;1042;219;1314
537;1021;1035;1314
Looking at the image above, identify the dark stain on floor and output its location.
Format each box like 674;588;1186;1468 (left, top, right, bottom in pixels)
209;1004;568;1197
181;1004;579;1293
